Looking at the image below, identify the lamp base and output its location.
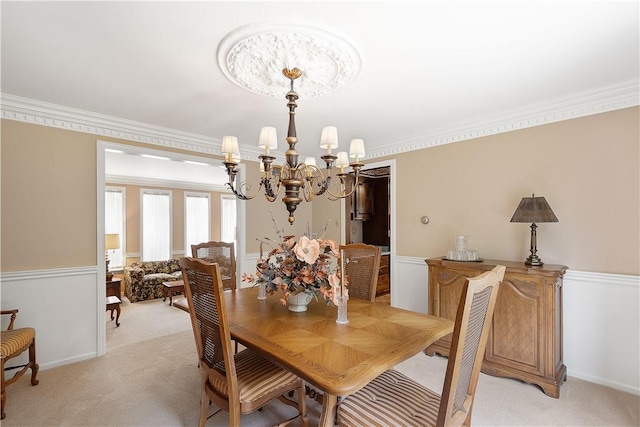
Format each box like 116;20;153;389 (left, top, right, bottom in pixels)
525;255;544;267
106;272;114;281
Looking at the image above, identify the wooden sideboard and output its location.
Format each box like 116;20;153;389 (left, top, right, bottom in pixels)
425;257;568;398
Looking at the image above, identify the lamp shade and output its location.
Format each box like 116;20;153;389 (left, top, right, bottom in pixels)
510;194;558;223
336;151;349;168
221;136;239;155
258;126;278;149
349;139;365;159
320;126;339;150
105;233;121;250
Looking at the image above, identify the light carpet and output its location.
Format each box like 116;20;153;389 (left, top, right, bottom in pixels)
2;297;638;426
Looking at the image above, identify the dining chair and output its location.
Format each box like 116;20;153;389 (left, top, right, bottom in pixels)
191;241;237;290
337;265;506;427
1;309;39;419
339;243;382;302
179;257;307;427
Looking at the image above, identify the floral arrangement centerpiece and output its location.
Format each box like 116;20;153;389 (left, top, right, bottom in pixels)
242;215;347;309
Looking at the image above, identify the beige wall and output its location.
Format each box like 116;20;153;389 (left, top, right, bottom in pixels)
2;107;639;275
311;196;342;244
390;107;639;275
1;120;97;271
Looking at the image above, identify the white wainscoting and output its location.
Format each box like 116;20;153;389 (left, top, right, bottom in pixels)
392;256;640;396
0;267;100;370
2;259;638;396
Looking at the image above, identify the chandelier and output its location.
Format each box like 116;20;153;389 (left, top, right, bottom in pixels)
221;67;365;224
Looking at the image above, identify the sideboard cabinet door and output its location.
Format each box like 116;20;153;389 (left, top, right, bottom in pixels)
425;258;568;398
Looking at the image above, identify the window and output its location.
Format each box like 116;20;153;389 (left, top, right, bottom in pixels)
185;192;210;256
105;187;125;270
221;195;237;245
141;190;172;261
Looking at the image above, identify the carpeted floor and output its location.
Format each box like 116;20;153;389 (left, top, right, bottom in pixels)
2;296;639;426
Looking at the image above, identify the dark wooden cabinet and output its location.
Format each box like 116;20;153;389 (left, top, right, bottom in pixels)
352;178;374;220
425;257;568;398
376;254;390;296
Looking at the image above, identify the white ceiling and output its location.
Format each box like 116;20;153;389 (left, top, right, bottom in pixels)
1;1;638;182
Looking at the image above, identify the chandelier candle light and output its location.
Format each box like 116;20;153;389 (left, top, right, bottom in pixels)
221;68;366;224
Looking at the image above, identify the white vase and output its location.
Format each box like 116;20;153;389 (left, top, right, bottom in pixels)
287;292;313;312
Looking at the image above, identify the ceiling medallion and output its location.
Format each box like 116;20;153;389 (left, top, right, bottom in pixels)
217;23;362;98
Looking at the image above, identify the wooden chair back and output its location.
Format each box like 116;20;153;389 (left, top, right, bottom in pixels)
339;243;382;301
179;257;237;415
337;265;505;427
191;241;236;290
179;257;307;426
437;265;506;426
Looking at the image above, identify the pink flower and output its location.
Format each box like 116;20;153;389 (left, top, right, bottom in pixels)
328;273;347;304
320;239;338;255
295;236;320;264
329;273;341;290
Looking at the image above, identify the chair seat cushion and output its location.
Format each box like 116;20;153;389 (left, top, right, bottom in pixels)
0;328;35;359
338;369;441;427
208;349;300;405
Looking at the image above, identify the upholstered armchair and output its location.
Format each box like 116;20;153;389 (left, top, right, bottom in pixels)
1;309;39;419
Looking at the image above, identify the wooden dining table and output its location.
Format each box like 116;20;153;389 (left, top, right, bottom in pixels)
224;288;454;426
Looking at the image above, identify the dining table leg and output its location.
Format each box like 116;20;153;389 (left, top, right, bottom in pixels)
319;393;338;427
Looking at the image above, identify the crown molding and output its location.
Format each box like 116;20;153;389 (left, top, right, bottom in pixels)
0;94;223;155
366;78;639;159
2;78;638;161
105;174;230;193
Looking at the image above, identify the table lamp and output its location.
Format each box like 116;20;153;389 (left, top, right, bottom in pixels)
105;233;121;281
510;194;558;266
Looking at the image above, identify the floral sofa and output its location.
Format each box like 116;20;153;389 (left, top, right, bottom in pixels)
124;259;183;302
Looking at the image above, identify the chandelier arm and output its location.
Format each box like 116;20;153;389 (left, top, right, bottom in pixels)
264;175;283;201
226;178;266;200
299;164;333;198
323;173;359;199
300;167;321;202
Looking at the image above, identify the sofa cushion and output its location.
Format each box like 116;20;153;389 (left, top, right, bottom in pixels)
143;273;176;283
133;259;181;275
